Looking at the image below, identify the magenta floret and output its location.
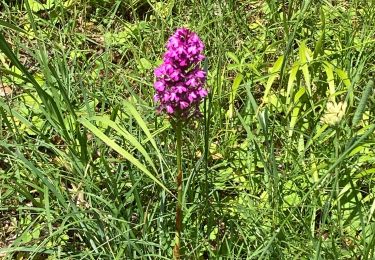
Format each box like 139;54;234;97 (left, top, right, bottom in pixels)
154;28;208;118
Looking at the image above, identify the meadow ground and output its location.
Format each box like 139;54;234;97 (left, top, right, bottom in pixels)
0;0;375;259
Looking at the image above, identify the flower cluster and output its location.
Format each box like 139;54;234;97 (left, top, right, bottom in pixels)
320;101;347;126
154;28;208;118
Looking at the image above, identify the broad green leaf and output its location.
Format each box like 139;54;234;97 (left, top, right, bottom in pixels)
335;68;351;89
86;115;158;173
284;192;301;207
294;86;305;103
263;55;284;101
323;61;335;101
122;101;164;163
226;51;240;64
227;73;243;119
310;153;319;182
299;41;311;96
79;118;170;194
138;58;152;71
286;61;300;106
313;8;325;59
27;0;45;12
289;104;301;137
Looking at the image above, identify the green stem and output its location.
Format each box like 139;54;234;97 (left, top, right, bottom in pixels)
334;126;342;236
173;120;183;260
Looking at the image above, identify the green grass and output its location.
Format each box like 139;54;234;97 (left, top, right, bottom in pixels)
0;0;375;259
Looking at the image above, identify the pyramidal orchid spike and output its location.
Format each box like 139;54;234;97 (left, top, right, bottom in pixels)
154;28;208;120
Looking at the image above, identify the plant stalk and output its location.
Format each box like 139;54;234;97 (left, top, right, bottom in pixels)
173;120;183;260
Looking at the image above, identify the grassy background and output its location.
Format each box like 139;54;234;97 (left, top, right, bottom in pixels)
0;0;374;259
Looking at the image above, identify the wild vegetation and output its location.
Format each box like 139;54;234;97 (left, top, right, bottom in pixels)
0;0;374;259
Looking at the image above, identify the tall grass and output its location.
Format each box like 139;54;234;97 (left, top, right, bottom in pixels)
0;0;374;258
